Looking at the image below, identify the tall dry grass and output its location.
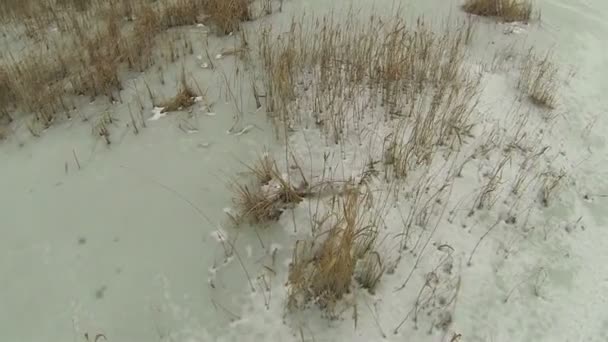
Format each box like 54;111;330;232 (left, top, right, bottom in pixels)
518;49;559;109
1;52;72;127
162;0;203;28
202;0;251;35
260;14;480;178
0;0;256;135
129;5;162;71
0;65;15;123
287;186;384;313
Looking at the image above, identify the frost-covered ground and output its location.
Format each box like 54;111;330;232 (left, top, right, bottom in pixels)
1;0;608;341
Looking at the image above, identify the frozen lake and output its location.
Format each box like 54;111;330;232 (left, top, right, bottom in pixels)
1;0;607;341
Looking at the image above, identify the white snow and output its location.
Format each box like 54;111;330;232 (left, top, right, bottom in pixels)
148;106;167;121
1;0;607;341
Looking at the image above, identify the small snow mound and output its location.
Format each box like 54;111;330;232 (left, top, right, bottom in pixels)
149;107;166;121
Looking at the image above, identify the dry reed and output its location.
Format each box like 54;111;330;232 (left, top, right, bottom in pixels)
260;14;480;179
160;75;198;113
0;0;254;136
518;49;559;109
231;154;304;224
202;0;251;35
287;187;383;313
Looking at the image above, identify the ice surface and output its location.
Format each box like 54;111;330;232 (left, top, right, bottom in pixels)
1;0;608;341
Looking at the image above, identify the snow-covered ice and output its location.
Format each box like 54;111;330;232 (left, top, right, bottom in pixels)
1;0;607;341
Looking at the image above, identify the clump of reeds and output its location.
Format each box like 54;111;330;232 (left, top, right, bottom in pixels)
159;76;198;113
462;0;534;22
2;51;71;127
231;154;304;224
128;5;162;71
244;151;278;185
126;0;205;70
232;183;285;223
161;0;202;28
202;0;251;35
80;13;124;101
287;187;383;313
518;49;559;109
260;14;480;178
0;4;131;130
0;0;251;136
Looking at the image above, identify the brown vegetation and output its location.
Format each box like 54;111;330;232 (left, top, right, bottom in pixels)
160;75;199;113
518;49;559;109
202;0;251;35
462;0;534;22
260;14;480;179
0;0;256;137
231;154;304;224
287;187;383;313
